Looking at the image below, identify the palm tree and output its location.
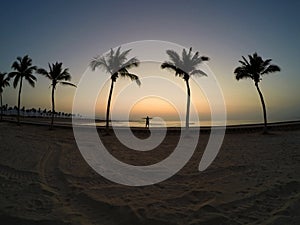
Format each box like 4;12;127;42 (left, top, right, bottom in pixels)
0;72;10;121
37;62;76;129
9;55;37;125
90;47;141;131
161;47;209;129
234;52;280;133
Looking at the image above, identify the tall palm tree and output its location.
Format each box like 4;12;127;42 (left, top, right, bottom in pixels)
9;55;37;125
37;62;76;129
0;72;10;121
234;52;280;133
90;47;141;131
161;47;209;129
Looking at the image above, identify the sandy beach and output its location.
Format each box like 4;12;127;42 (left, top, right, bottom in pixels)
0;120;299;225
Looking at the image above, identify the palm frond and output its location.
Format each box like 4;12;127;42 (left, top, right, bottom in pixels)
90;57;99;71
188;47;192;58
37;68;52;80
25;76;36;87
238;60;248;66
120;72;141;86
242;56;250;66
0;73;10;84
182;48;188;62
0;73;10;93
11;61;21;71
115;47;121;59
16;56;22;63
201;56;209;61
36;68;48;76
26;73;37;81
118;66;140;86
121;57;139;70
235;73;253;81
191;55;209;66
107;48;115;69
118;48;131;60
190;69;208;77
57;68;71;81
114;47;131;66
27;65;37;72
262;59;272;67
90;56;111;73
262;65;281;75
234;67;252;81
12;74;21;88
191;51;199;61
166;50;181;64
59;81;77;87
161;62;177;71
8;71;18;78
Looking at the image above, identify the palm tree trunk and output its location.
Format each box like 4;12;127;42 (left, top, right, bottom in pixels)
0;93;3;121
255;83;268;133
185;80;191;129
106;79;114;132
51;85;55;129
17;77;23;126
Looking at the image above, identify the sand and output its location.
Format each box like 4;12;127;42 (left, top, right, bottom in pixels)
0;120;299;225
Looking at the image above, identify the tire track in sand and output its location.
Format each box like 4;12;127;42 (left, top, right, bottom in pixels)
38;145;94;224
37;144;140;225
0;164;39;183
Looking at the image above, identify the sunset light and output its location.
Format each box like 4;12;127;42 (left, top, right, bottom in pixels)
0;1;299;223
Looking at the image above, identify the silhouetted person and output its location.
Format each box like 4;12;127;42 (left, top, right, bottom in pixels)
144;116;152;128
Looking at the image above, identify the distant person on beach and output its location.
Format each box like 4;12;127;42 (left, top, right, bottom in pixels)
144;116;152;128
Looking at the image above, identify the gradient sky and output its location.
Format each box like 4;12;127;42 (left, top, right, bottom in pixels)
0;0;299;123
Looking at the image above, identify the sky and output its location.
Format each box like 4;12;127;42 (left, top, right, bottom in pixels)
0;0;299;123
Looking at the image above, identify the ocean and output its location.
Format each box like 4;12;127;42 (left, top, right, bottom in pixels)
79;119;265;128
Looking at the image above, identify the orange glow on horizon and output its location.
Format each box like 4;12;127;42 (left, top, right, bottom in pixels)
129;97;179;120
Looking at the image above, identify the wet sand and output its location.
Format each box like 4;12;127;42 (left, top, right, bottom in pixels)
0;121;299;224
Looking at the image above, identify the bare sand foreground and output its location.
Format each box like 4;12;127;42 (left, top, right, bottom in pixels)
0;121;299;225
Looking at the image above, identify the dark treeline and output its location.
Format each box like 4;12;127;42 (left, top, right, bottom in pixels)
0;104;78;118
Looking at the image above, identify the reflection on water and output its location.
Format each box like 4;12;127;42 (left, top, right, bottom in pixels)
77;119;262;128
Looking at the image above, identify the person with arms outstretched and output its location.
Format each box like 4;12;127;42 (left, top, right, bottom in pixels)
144;116;152;128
